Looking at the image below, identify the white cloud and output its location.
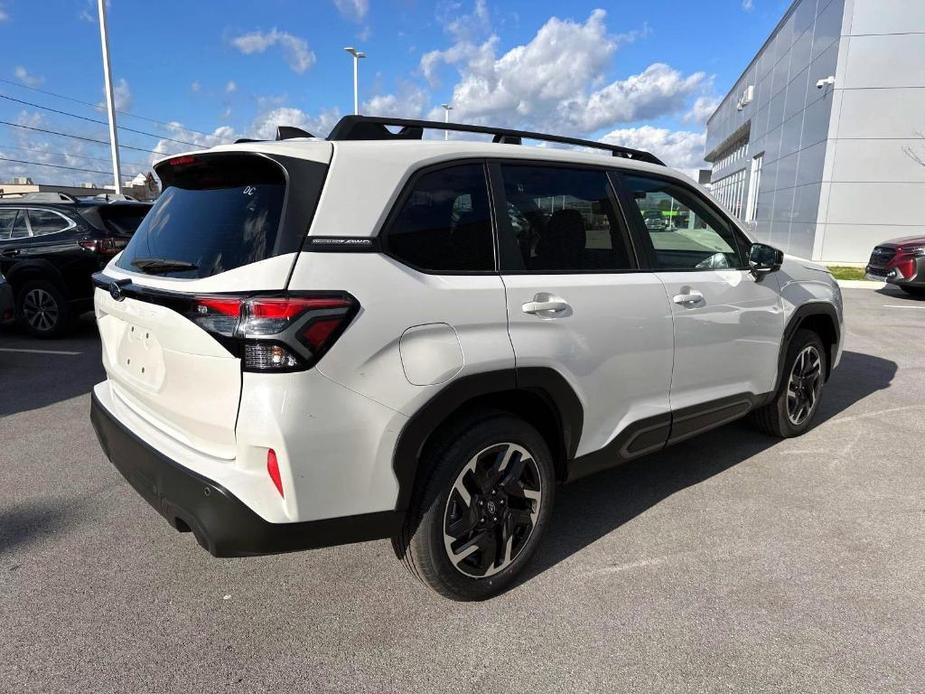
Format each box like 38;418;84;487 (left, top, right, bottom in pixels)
248;106;342;140
742;0;755;10
78;0;108;22
363;86;428;118
0;110;152;186
149;123;236;163
230;29;316;74
191;80;201;93
684;95;721;126
423;10;704;135
561;63;706;132
0;5;8;22
113;78;132;111
14;66;44;87
225;80;238;94
334;0;368;22
601;125;707;179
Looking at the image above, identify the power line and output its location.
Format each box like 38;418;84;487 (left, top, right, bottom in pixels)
0;93;201;147
0;155;138;177
0;142;147;169
0;119;160;154
0;76;217;139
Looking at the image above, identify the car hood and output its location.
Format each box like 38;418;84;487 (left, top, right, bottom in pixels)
876;235;925;248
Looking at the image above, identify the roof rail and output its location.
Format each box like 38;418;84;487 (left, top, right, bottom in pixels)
0;191;78;203
326;115;665;166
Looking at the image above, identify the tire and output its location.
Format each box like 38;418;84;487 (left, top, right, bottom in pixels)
900;285;925;297
750;329;827;438
16;280;73;338
393;412;556;601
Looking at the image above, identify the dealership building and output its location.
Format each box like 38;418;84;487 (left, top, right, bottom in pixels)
705;0;925;263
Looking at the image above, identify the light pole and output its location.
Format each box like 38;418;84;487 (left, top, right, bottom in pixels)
344;47;366;115
440;103;453;140
97;0;122;194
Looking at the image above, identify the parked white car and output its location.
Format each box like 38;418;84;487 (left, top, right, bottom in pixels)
90;116;843;600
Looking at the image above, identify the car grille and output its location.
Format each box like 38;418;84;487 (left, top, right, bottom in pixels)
868;246;896;267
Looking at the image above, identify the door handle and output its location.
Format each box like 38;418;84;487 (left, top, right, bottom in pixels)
522;295;570;315
672;290;704;306
0;249;20;258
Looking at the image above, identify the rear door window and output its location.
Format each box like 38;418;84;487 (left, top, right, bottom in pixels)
382;163;495;273
96;205;150;236
117;153;325;279
0;209;21;240
496;164;634;272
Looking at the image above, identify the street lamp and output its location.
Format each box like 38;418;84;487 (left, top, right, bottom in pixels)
344;47;366;116
441;103;453;140
97;0;122;194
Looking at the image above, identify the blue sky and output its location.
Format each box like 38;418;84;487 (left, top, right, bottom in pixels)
0;0;791;185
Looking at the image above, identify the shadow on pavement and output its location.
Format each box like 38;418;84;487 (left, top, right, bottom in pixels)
0;315;104;417
0;501;81;555
521;350;897;586
875;285;925;301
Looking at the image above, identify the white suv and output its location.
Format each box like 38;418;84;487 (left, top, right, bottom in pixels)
90;116;843;600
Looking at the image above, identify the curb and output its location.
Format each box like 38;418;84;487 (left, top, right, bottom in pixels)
837;279;886;289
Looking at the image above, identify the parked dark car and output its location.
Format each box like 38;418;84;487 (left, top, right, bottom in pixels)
865;236;925;296
0;193;151;336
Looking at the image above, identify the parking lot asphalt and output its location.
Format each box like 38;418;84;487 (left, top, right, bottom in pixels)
1;287;923;693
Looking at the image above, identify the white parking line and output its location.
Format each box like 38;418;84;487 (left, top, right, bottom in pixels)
0;347;82;356
883;304;925;309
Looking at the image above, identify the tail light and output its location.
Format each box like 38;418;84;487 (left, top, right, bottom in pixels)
188;293;358;372
79;237;128;256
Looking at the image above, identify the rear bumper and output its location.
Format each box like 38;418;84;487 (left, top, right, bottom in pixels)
90;391;401;557
0;282;13;323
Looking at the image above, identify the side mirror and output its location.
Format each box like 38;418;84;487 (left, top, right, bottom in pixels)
748;242;783;277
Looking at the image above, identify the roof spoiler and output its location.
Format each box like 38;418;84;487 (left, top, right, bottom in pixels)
233;125;315;145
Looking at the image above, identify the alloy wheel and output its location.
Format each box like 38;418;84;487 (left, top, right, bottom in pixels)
22;288;59;333
443;442;542;578
786;345;823;426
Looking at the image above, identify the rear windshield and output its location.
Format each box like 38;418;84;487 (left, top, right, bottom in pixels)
96;205;150;236
117;153;325;279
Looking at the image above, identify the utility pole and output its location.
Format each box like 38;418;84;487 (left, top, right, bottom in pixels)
97;0;122;194
441;103;453;140
344;47;366;115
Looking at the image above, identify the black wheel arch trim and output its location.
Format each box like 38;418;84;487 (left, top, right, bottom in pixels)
391;367;583;512
5;259;67;290
774;302;840;392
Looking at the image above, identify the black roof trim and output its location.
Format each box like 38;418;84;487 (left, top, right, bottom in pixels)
326;115;665;166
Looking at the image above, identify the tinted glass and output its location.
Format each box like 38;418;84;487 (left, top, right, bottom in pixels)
498;165;632;272
622;174;744;270
0;209;18;240
0;209;30;240
28;209;71;236
117;155;287;278
97;205;149;236
385;164;494;272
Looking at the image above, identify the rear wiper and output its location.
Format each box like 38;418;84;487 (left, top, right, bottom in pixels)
131;257;198;274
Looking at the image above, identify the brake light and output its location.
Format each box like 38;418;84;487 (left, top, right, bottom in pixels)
79;237;127;256
167;155;196;166
267;449;284;497
188;293;358;372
